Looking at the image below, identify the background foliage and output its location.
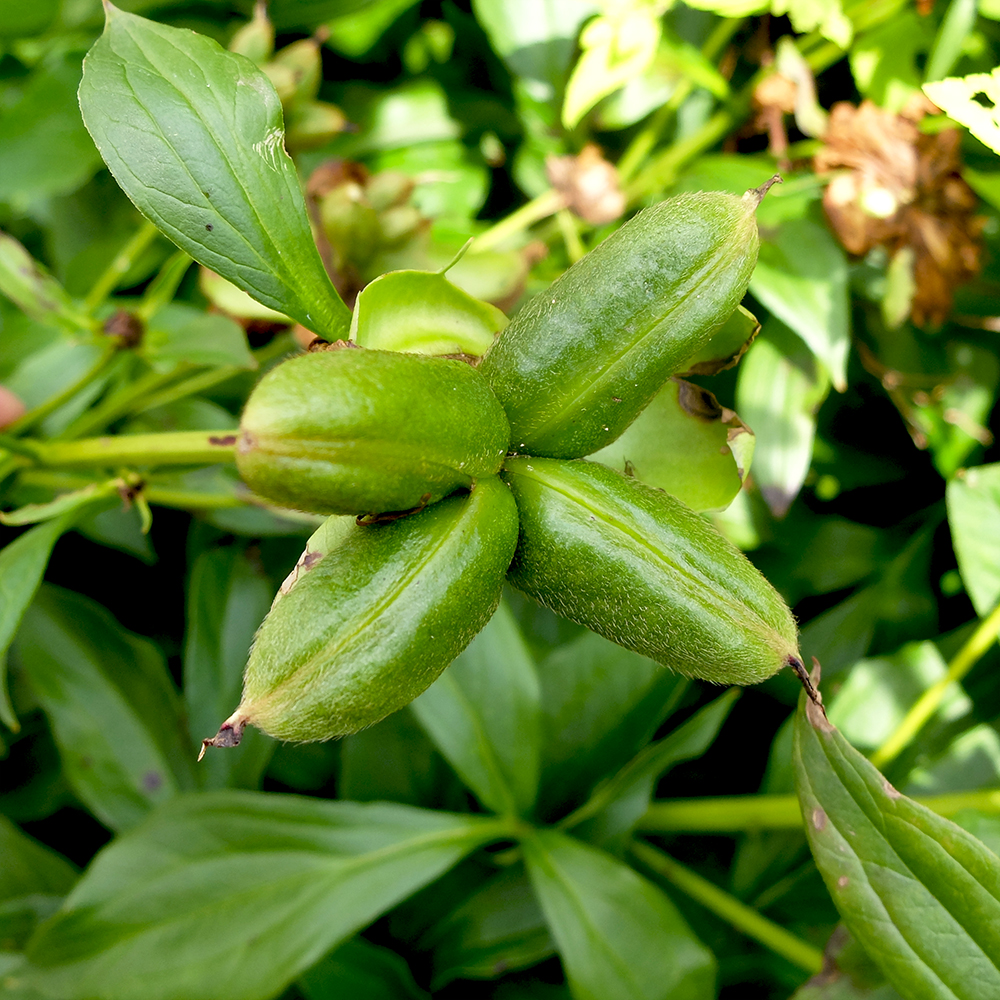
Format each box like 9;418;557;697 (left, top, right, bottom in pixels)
2;0;1000;998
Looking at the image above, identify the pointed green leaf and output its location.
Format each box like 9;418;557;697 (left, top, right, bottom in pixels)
522;829;716;1000
426;864;553;987
11;585;197;831
79;6;350;338
590;379;753;514
350;269;507;357
184;544;274;790
569;688;740;850
21;793;502;1000
0;483;118;528
0;514;75;731
794;689;1000;1000
750;216;850;391
299;937;428;1000
0;232;92;334
947;463;1000;617
412;601;541;816
736;320;831;518
142;304;256;372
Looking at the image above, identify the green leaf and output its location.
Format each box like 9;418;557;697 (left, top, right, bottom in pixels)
562;10;661;130
21;793;503;1000
522;829;716;1000
925;0;978;82
947;463;1000;617
790;926;904;999
568;688;740;851
11;585;197;831
590;378;753;514
299;937;428;1000
0;514;75;731
924;68;1000;156
184;544;274;790
794;686;1000;1000
142;303;257;372
351;269;507;357
0;56;103;207
79;6;350;338
471;0;599;90
0;815;77;950
771;0;852;48
412;601;541;816
0;0;59;37
750;216;850;391
736;320;831;518
0;232;92;334
0;483;119;528
677;304;760;376
425;864;553;987
326;0;423;58
851;11;932;112
537;631;688;819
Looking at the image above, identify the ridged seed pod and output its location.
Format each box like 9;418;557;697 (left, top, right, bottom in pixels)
237;348;510;515
502;456;799;685
480;186;773;459
201;475;519;748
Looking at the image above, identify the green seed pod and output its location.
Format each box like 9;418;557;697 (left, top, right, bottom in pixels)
480;185;774;459
228;3;273;65
237;348;511;515
200;475;519;748
502;456;799;686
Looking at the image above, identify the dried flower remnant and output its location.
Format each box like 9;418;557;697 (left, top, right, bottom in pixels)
546;144;626;225
814;99;983;327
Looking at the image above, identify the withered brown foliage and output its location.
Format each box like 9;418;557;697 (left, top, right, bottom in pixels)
814;100;983;327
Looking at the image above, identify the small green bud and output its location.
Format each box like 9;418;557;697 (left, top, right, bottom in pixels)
503;456;800;686
236;348;511;515
200;475;519;748
228;3;274;64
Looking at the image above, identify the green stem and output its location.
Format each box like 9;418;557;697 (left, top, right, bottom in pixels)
472;189;567;253
59;366;192;440
5;342;119;437
555;209;586;264
640;786;1000;833
641;795;804;832
135;250;193;323
31;430;239;469
143;485;244;510
617;15;745;185
135;366;243;415
83;220;161;314
871;599;1000;770
631;840;824;974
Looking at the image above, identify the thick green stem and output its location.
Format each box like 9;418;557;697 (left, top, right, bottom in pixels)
83;220;161;313
871;599;1000;770
631;840;824;974
471;189;567;253
640;787;1000;833
31;430;239;469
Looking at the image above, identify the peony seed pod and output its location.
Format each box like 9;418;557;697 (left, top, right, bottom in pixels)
502;456;799;686
201;475;519;749
237;348;511;515
479;185;775;459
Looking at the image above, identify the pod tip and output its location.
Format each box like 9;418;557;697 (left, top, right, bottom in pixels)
198;712;248;760
789;654;830;724
745;174;783;208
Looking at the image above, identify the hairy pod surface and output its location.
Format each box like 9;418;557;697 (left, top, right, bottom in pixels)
237;349;510;515
206;476;519;746
479;190;764;459
502;457;799;685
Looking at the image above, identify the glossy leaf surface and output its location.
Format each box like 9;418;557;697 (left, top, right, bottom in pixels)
522;829;716;1000
79;6;350;337
22;793;501;1000
794;690;1000;1000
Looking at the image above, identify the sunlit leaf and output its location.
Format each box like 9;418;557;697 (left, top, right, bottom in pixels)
79;6;350;337
794;686;1000;1000
523;829;716;1000
20;794;501;1000
947;462;1000;616
924;68;1000;156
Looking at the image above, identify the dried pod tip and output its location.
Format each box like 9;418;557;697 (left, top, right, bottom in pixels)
198;712;248;760
789;654;831;725
744;174;783;209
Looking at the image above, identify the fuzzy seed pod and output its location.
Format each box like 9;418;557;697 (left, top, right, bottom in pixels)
236;348;511;515
480;185;774;459
201;475;519;749
503;456;799;686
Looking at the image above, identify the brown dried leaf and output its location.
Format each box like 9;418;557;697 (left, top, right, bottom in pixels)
546;144;625;225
